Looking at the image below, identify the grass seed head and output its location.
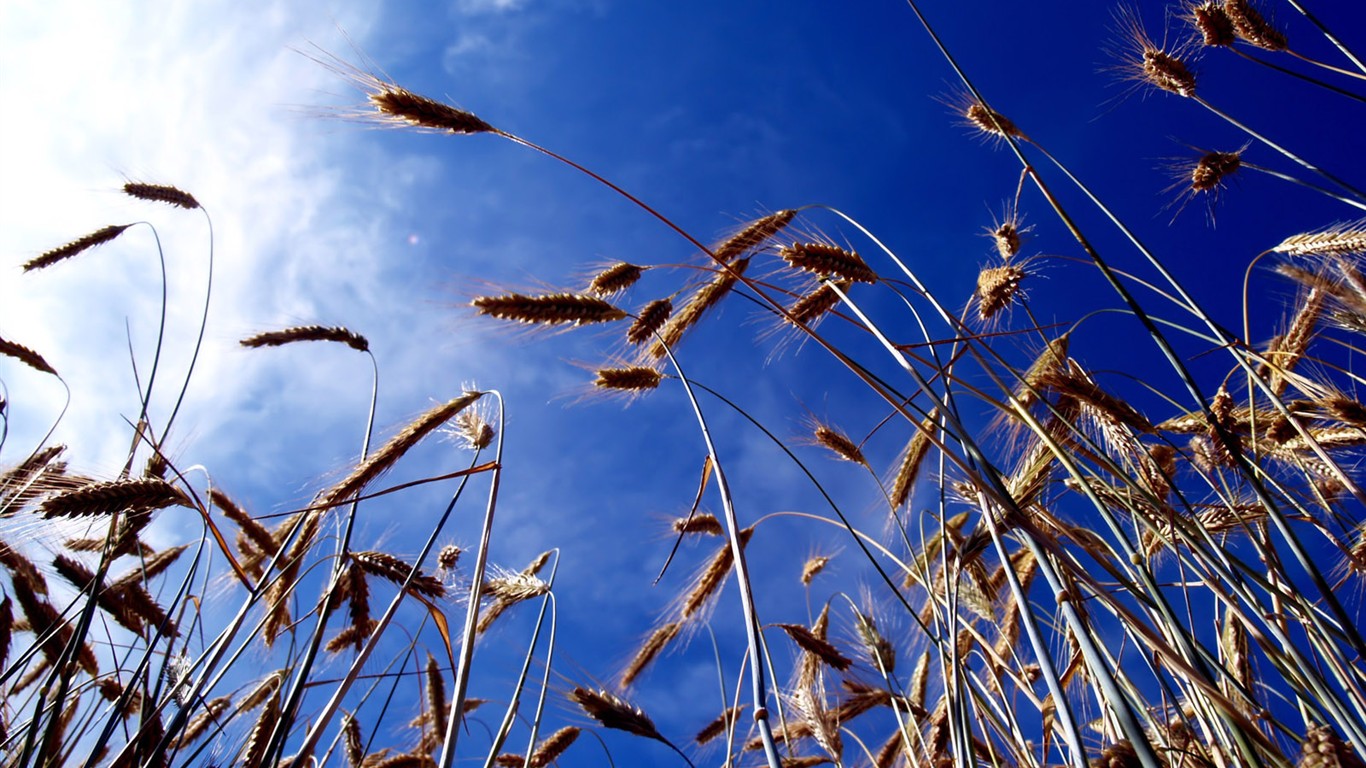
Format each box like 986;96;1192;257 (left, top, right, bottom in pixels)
801;555;830;586
672;513;723;536
25;224;132;272
0;336;57;376
786;280;848;328
594;366;663;392
473;292;628;326
974;263;1029;322
1190;149;1242;193
318;391;482;510
1274;222;1366;258
1224;0;1287;51
964;101;1027;142
1187;2;1236;46
890;408;939;510
369;85;495;134
695;705;746;745
621;621;681;687
588;262;646;297
446;397;497;450
649;257;751;359
627;298;673;345
777;623;853;672
1144;47;1198;97
123;182;200;209
780;242;877;284
569;687;667;743
529;727;580;768
437;544;462;572
241;325;370;353
351;551;445;598
1116;10;1198;97
811;422;869;467
40;477;190;518
714;209;798;263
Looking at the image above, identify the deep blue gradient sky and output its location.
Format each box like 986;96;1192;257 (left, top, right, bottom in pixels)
4;1;1366;766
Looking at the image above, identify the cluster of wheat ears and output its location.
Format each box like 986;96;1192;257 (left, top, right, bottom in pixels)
3;1;1366;767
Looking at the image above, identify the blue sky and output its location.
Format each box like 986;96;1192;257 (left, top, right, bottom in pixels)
3;1;1366;765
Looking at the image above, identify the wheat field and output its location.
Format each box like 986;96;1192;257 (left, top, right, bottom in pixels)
2;2;1366;767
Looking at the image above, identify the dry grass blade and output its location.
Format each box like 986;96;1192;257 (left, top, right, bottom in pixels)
569;687;667;743
0;336;57;376
41;477;190;518
621;621;681;687
241;325;370;353
317;391;482;510
0;595;11;674
123;182;200;209
25;224;132;272
472;293;627;326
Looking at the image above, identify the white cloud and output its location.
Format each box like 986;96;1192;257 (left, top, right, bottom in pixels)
451;0;528;15
0;1;469;478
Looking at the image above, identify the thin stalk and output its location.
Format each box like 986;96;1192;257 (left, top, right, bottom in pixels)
436;391;505;768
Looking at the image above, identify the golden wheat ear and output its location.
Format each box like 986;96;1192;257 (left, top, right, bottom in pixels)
241;325;370;353
620;621;680;688
123;181;200;209
713;209;798;263
1224;0;1287;51
0;336;57;376
472;292;627;326
587;262;646;296
594;366;663;393
626;297;673;346
569;687;668;743
25;224;134;272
